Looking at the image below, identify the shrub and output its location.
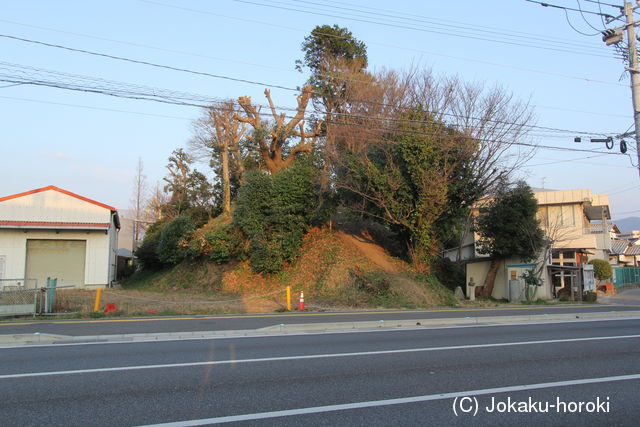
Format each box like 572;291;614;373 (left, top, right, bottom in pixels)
157;215;195;266
135;221;166;269
583;291;597;302
431;257;465;292
204;224;244;264
234;160;327;273
351;268;390;296
588;259;612;281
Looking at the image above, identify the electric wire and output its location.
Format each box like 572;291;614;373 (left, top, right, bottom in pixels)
525;0;615;18
234;0;617;58
564;9;602;36
3;72;626;158
0;18;296;75
285;0;607;53
0;56;611;139
137;0;628;87
300;0;606;50
576;0;606;32
0;34;299;93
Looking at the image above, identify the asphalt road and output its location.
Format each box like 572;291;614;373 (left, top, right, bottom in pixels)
1;302;640;337
1;318;639;425
600;287;640;305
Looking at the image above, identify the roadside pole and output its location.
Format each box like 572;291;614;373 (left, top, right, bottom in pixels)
624;0;640;178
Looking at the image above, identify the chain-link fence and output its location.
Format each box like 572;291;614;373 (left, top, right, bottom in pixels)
0;279;38;316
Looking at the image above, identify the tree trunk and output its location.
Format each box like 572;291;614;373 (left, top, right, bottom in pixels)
221;146;231;215
480;257;501;298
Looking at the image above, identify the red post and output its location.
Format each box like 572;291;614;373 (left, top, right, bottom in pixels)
298;291;305;311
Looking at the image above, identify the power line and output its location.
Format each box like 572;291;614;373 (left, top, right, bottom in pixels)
138;0;627;87
0;34;299;92
583;0;624;9
0;18;297;75
235;0;618;58
575;0;606;32
525;0;615;18
0;95;192;121
526;152;610;166
4;72;627;157
302;0;607;50
0;32;622;139
286;0;608;53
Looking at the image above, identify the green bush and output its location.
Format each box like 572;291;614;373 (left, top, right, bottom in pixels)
157;215;195;266
204;224;244;264
583;291;597;302
135;221;167;269
431;257;465;292
588;259;612;281
234;160;327;273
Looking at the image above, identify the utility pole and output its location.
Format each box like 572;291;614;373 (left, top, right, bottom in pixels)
623;1;640;178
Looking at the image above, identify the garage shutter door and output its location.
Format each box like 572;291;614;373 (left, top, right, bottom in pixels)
25;240;86;287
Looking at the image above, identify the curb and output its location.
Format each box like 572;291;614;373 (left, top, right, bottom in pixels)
258;310;640;332
2;310;640;347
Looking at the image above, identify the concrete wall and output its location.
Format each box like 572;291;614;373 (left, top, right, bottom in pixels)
466;256;552;300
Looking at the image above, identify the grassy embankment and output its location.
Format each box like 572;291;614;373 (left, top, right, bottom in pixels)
54;228;456;317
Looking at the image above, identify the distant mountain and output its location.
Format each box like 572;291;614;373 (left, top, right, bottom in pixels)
613;217;640;232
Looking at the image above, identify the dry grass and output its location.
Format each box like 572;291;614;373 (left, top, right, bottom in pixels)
59;228;455;317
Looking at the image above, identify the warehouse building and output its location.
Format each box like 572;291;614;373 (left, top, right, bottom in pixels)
0;185;120;289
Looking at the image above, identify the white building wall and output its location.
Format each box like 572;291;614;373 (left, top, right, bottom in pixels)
0;229;111;287
0;190;111;223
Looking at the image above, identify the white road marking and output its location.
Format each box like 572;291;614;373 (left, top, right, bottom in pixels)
1;333;639;379
139;373;640;426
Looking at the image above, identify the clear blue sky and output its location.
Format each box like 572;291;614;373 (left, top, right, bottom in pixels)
1;0;638;221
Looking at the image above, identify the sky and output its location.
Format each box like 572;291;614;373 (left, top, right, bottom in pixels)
1;0;639;223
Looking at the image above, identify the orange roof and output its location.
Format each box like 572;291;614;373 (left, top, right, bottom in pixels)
0;185;116;211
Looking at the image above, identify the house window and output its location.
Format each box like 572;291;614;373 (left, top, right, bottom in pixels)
561;205;575;226
547;205;575;227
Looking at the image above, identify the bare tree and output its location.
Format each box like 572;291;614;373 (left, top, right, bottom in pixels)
147;182;169;222
190;100;246;216
131;158;148;245
235;86;321;173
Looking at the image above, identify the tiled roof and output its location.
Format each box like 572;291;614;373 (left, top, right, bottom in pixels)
590;223;619;233
625;245;640;256
611;239;630;255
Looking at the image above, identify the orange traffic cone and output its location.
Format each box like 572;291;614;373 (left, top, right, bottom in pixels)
298;292;305;311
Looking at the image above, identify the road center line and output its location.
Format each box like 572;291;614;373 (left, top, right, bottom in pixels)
1;334;638;380
138;373;640;426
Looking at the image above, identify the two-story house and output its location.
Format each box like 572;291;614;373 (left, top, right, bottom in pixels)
447;188;612;300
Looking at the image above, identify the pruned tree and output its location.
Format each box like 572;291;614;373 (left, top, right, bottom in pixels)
235;86;321;173
190;100;246;216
